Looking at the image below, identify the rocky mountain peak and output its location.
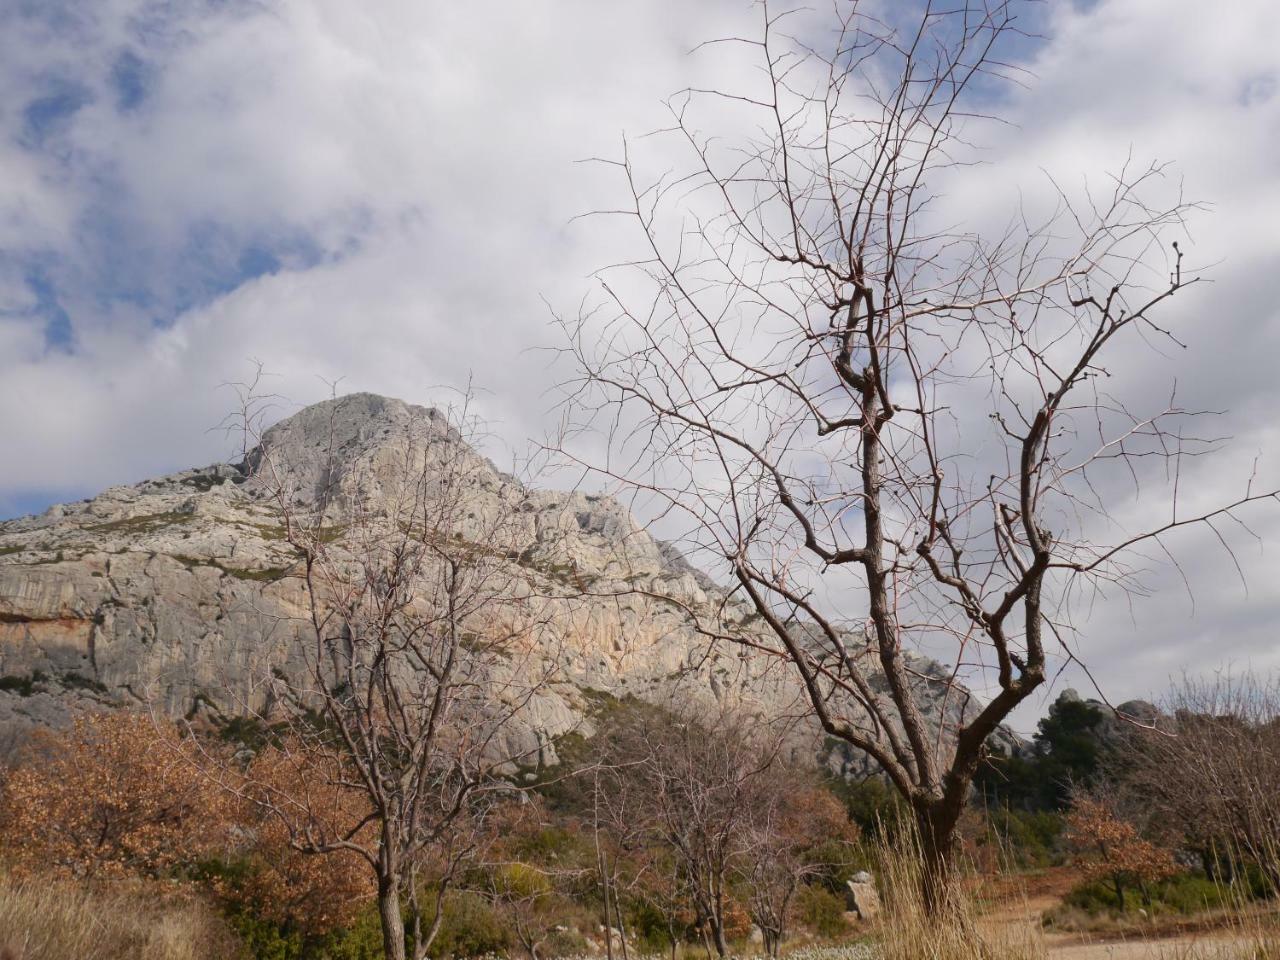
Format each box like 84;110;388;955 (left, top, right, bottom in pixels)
0;393;1019;774
245;393;487;510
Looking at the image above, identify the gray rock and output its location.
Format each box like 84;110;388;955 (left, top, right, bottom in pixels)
0;393;1021;775
845;877;881;921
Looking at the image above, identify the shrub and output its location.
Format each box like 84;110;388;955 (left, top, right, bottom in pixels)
1065;791;1179;911
1057;872;1238;918
795;885;850;939
985;808;1065;869
426;891;510;959
225;903;385;960
0;713;230;880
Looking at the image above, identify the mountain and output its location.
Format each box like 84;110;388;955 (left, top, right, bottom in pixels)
0;393;1017;773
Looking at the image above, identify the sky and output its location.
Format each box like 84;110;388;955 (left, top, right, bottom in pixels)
1;0;1278;731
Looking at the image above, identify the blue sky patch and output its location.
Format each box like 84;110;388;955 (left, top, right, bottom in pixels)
24;264;74;351
22;82;92;148
111;50;151;112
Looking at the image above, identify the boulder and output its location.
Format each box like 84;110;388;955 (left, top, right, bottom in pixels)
845;876;881;921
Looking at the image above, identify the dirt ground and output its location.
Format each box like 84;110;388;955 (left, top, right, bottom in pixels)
1046;935;1251;960
971;868;1271;960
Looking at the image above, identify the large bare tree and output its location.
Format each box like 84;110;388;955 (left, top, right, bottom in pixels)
557;0;1278;911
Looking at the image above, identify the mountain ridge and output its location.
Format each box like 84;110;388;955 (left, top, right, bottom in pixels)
0;393;1018;773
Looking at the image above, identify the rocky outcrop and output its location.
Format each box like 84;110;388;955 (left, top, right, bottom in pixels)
0;393;1017;772
844;873;881;922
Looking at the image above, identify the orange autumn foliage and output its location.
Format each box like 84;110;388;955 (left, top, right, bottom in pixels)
1066;792;1179;908
226;743;378;933
0;712;230;879
0;714;375;937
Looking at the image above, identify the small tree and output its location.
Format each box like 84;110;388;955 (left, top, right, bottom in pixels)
197;388;565;960
596;701;780;957
1066;788;1177;911
1124;674;1280;891
736;774;855;956
559;0;1278;912
477;800;587;960
227;742;379;936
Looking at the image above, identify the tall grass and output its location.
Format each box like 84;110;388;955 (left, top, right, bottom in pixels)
869;816;1280;960
872;823;1046;960
0;873;239;960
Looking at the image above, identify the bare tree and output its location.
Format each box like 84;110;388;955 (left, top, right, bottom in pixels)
735;769;853;956
476;797;592;960
599;701;779;957
195;387;564;960
558;0;1278;912
586;746;691;960
1124;673;1280;892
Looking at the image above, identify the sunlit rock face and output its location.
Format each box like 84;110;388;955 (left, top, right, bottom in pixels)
0;393;1018;773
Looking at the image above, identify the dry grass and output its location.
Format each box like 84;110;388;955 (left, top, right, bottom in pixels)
870;825;1280;960
0;873;240;960
872;825;1047;960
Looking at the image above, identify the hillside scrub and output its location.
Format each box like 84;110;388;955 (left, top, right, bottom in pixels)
0;713;231;880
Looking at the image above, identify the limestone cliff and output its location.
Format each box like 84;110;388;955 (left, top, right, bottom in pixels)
0;393;1017;773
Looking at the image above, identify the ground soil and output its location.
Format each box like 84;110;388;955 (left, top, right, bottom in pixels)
970;867;1273;960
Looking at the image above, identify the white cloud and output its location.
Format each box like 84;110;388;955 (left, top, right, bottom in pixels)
1;0;1278;724
949;0;1280;728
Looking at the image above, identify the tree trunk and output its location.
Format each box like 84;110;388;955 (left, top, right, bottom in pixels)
697;917;714;958
378;875;407;960
613;885;631;960
915;800;961;918
710;917;728;958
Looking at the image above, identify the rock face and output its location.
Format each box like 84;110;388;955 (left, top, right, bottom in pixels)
0;393;1016;772
844;874;881;922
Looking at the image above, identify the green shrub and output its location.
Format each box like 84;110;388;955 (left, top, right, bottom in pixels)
1154;874;1233;914
226;903;384;960
796;884;851;938
1059;878;1122;915
805;837;873;893
829;776;909;841
987;808;1065;868
627;899;687;954
1056;871;1242;919
427;890;510;959
0;673;41;696
543;924;590;957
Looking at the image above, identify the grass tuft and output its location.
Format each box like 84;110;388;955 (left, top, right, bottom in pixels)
0;874;239;960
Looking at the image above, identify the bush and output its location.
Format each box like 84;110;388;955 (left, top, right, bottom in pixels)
0;713;230;881
986;808;1065;869
225;900;388;960
426;890;511;959
832;777;908;840
795;884;850;939
1056;872;1238;919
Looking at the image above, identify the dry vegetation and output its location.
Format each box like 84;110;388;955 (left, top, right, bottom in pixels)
0;874;238;960
0;682;1278;960
1;3;1276;954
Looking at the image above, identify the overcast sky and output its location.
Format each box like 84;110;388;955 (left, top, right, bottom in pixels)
2;0;1278;731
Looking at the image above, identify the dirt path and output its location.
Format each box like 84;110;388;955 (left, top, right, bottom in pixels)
1047;934;1251;960
970;869;1263;960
